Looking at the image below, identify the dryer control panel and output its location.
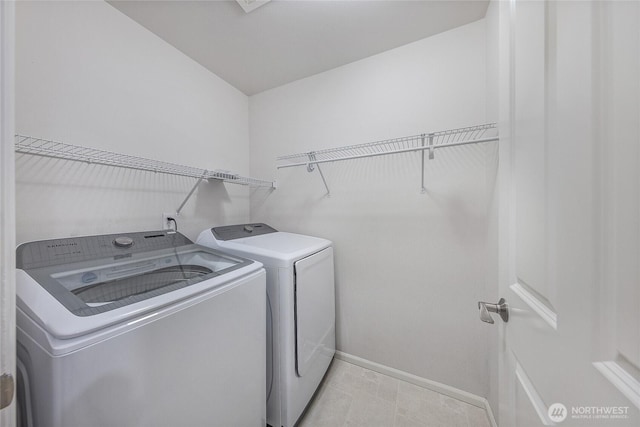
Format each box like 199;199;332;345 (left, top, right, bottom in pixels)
211;223;278;241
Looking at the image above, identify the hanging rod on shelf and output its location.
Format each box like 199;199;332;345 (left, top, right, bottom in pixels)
15;134;276;188
275;123;498;195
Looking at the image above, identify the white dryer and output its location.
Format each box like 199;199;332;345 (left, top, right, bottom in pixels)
16;230;266;427
197;224;335;427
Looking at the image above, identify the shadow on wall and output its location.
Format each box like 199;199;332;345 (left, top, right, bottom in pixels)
14;154;248;243
254;141;492;241
191;179;230;223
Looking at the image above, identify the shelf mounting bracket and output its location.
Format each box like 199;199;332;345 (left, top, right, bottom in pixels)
176;169;208;215
307;152;330;197
419;133;435;194
428;132;435;160
420;134;426;193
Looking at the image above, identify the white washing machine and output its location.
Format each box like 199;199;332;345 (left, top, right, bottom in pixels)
197;224;335;427
16;230;266;427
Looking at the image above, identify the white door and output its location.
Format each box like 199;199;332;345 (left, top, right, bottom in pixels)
497;1;640;426
0;1;16;426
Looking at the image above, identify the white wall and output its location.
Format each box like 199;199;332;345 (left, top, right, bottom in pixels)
15;1;251;244
250;20;494;397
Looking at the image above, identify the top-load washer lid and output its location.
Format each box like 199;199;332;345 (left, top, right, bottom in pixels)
198;224;332;268
16;230;255;318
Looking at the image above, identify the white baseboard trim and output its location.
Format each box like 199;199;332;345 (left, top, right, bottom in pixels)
334;351;498;427
485;399;498;427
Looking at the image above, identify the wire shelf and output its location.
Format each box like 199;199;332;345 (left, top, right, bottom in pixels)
275;123;498;195
15;134;275;188
276;123;498;168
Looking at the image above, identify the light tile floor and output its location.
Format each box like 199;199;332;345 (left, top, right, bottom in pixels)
298;359;492;427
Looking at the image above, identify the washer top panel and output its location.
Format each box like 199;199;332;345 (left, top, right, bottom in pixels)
16;230;259;319
17;230;193;270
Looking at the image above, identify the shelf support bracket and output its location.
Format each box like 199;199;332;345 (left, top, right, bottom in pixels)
420;134;426;193
307;152;330;197
420;133;434;194
428;132;435;160
176;169;208;215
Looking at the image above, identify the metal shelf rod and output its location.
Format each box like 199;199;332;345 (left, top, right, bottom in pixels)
277;135;499;169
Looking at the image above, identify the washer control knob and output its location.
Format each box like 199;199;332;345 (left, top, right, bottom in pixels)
114;236;134;248
243;225;254;233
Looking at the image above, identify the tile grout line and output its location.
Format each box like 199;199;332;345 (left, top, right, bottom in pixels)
335;350;490;409
300;356;493;427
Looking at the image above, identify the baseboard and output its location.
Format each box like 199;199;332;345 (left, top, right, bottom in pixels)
485;399;498;427
334;351;498;427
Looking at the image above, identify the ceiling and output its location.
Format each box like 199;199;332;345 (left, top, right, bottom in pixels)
108;0;489;95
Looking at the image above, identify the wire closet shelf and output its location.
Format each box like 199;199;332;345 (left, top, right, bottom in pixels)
15;134;276;188
275;123;498;195
277;123;498;168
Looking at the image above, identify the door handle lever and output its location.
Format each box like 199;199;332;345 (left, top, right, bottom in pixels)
478;303;495;324
0;373;14;410
478;298;509;324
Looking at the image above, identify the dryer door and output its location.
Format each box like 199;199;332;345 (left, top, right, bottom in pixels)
294;247;335;377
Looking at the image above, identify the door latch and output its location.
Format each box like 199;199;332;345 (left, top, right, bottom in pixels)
478;298;509;324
